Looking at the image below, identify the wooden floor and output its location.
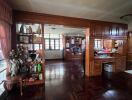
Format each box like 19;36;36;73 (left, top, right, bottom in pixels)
0;60;132;100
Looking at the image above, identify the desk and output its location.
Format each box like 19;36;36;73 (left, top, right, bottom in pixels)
92;57;116;76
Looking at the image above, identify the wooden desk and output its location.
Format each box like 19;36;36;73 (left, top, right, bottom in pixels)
92;57;116;76
92;56;126;76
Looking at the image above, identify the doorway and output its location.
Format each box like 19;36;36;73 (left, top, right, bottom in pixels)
44;24;86;79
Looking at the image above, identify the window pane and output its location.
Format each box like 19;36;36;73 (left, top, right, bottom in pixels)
55;46;59;49
0;40;4;60
94;39;102;50
45;44;49;49
50;45;54;49
60;34;63;38
34;44;39;50
44;34;50;38
44;34;62;50
60;39;63;50
45;39;49;44
45;45;49;49
50;34;59;38
55;39;59;45
50;40;54;45
55;45;59;47
40;44;42;49
28;44;33;50
60;45;63;50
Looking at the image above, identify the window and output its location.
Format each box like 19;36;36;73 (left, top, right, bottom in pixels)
44;34;63;50
45;39;49;50
34;44;42;50
0;40;4;60
94;39;102;50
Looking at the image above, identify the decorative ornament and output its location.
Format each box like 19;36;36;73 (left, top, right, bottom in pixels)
29;26;32;33
36;25;41;34
20;24;24;33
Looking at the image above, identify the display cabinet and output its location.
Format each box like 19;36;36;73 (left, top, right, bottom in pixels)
92;38;127;76
64;36;85;61
15;23;45;87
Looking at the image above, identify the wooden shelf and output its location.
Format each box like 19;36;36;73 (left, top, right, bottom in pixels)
14;23;45;96
64;36;84;61
17;32;42;35
22;80;44;86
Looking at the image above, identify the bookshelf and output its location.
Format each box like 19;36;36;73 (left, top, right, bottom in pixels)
64;36;85;60
15;23;45;87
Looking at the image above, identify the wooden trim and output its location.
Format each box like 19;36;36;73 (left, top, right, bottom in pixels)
13;10;90;28
12;10;128;77
91;36;128;40
13;10;128;28
0;0;12;24
85;28;90;77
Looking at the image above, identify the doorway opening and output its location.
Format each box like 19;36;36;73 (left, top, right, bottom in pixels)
44;24;86;80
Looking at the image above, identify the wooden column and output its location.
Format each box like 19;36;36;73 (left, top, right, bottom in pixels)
85;28;90;77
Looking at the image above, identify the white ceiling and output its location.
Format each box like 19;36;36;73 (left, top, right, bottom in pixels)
9;0;132;23
44;24;85;36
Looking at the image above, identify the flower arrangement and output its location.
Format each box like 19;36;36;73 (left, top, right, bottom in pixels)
9;44;29;77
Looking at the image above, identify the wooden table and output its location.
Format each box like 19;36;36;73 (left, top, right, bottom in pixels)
5;75;44;96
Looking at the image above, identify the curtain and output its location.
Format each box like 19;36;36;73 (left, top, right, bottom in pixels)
0;20;11;60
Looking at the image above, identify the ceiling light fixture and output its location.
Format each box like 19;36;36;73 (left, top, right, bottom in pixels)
120;14;132;21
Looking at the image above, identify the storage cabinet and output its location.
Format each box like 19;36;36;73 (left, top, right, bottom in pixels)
64;36;85;60
115;56;126;72
16;23;43;51
90;23;127;37
127;32;132;69
15;23;45;86
92;61;102;76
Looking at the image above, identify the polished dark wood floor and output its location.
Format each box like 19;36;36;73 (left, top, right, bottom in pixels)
0;60;132;100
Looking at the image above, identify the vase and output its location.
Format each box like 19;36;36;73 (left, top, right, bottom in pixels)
20;24;24;33
29;26;32;33
36;25;41;34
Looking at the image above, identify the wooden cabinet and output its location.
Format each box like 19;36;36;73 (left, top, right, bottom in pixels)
16;23;43;51
115;56;126;72
14;23;45;86
115;58;122;72
0;0;12;24
92;58;116;76
64;36;84;61
90;23;127;38
127;32;132;69
92;61;102;76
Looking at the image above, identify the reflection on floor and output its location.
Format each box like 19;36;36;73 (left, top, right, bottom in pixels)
125;70;132;74
0;60;132;100
45;60;84;100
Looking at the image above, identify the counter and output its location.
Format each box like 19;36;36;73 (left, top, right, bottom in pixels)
91;55;126;76
91;57;116;76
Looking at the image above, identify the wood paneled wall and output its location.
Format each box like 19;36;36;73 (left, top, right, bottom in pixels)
12;10;128;77
13;10;90;27
127;32;132;61
90;22;128;38
127;32;132;69
0;0;12;24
